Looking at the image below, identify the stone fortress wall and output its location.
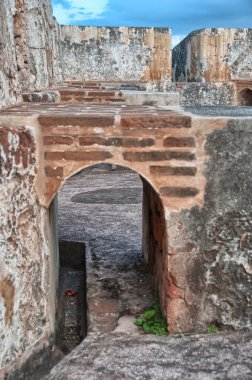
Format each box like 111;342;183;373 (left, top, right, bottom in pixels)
173;28;252;106
60;26;172;82
1;0;252;109
173;28;252;82
0;0;252;378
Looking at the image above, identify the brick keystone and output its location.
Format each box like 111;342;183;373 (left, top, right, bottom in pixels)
160;187;199;197
44;151;113;161
123;151;195;162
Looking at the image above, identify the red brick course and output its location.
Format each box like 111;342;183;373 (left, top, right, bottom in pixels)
123;151;195;162
44;136;74;145
164;137;195;147
120;115;191;129
160;187;199;197
39;116;115;128
45;166;64;177
79;137;154;147
150;166;197;176
45;151;113;161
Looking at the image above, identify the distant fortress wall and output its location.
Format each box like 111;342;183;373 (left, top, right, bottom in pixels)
173;28;252;82
59;26;172;82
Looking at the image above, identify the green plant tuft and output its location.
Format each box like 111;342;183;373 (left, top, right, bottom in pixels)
135;304;168;336
205;324;219;334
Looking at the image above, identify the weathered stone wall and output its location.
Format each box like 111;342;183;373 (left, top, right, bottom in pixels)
59;26;172;82
166;116;252;332
179;82;236;106
173;28;252;82
0;123;57;378
23;0;62;90
0;0;20;108
0;0;62;109
0;104;252;376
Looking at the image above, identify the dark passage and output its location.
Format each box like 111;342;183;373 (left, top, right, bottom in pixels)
57;241;87;353
238;88;252;106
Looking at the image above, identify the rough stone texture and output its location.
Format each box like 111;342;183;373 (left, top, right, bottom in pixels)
173;28;252;82
0;0;62;109
45;332;252;380
166;118;252;332
0;126;54;378
59;26;172;83
1;102;252;376
179;82;236;106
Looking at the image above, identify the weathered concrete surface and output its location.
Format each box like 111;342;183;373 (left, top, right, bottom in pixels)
173;28;252;82
123;91;179;106
179;82;236;106
45;332;252;380
59;26;172;83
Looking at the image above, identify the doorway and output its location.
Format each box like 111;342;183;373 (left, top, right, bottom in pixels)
55;163;166;350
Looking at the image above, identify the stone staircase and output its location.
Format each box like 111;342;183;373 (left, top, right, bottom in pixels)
22;80;180;106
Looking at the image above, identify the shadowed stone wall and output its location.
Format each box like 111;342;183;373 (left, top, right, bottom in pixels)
59;26;172;83
142;178;167;312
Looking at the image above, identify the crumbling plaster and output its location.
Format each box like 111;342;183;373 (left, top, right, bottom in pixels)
0;123;58;378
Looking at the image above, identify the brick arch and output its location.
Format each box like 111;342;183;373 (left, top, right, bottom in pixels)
50;160;169;321
37;104;201;210
45;160;163;209
237;88;252;106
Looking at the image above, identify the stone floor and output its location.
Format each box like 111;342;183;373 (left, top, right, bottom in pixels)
45;332;252;380
57;164;156;335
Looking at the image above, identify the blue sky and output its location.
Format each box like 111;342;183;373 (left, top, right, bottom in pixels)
52;0;252;46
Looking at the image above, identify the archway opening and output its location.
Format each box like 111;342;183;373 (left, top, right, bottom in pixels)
238;88;252;106
53;163;167;353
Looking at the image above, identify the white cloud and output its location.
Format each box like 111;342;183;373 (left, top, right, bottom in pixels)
172;35;186;48
53;0;109;24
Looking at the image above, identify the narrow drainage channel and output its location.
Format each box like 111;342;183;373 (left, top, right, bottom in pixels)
57;240;87;354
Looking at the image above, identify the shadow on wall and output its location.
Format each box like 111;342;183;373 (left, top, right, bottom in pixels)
238;88;252;106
